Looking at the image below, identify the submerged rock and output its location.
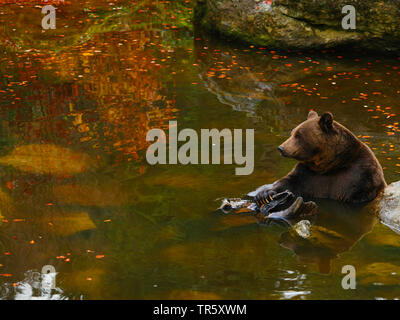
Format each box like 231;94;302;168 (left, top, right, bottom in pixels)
293;220;311;239
378;181;400;234
219;182;400;273
196;0;400;52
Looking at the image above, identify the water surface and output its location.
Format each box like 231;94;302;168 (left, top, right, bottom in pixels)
0;0;400;299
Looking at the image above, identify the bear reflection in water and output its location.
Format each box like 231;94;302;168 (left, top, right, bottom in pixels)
220;192;377;274
278;199;377;274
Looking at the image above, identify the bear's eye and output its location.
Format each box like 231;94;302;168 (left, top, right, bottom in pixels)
295;131;302;139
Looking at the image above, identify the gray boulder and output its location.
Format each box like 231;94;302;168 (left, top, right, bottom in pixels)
379;181;400;234
196;0;400;52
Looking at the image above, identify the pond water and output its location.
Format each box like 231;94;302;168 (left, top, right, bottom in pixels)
0;0;400;300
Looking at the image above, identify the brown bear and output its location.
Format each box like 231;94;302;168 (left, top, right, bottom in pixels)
255;111;386;204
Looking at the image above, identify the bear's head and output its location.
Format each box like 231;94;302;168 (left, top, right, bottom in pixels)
278;111;359;173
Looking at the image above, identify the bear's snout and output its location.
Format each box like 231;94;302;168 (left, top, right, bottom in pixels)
278;145;287;157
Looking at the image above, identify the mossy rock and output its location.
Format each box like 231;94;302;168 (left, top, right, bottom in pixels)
195;0;400;52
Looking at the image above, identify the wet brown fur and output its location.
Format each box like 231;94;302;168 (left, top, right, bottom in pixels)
267;111;386;203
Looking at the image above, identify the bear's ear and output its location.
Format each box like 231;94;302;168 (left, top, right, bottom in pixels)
307;110;318;120
319;112;335;134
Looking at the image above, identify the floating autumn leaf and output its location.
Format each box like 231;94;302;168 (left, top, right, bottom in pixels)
0;144;94;176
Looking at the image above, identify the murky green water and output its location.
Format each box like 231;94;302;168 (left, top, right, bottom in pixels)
0;0;400;300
